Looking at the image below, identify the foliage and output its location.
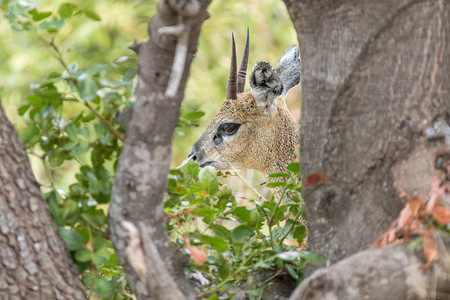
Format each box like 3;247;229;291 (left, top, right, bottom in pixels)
1;0;137;298
1;0;300;299
165;161;320;299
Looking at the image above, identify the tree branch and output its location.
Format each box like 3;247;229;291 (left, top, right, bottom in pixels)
108;1;211;299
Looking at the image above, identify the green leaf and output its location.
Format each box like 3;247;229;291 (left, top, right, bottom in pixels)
94;276;114;297
96;165;110;180
19;123;39;145
38;18;65;33
185;160;199;177
300;251;325;265
247;209;261;226
195;207;219;218
83;9;101;21
200;234;227;252
123;68;137;81
18;104;30;116
59;227;83;251
65;123;79;140
293;225;307;242
69;184;84;195
45;191;61;224
99;79;127;88
58;3;77;18
211;224;231;241
61;200;79;223
231;207;251;222
184;111;205;121
208;294;218;300
81;166;97;181
86;63;109;76
31;10;52;21
69;142;90;157
48;152;66;167
94;122;107;137
79;76;97;101
93;253;107;265
28;95;44;106
88;180;101;197
268;172;291;178
48;72;62;79
266;182;286;188
286;162;300;173
199;166;218;194
75;247;91;262
231;225;254;244
285;264;299;280
406;237;423;250
81;213;105;228
299;205;307;221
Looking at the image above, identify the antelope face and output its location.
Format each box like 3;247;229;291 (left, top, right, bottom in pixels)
190;31;300;173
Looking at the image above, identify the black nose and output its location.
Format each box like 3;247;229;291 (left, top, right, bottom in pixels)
189;146;197;161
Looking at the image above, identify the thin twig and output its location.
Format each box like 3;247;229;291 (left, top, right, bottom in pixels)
166;206;196;219
84;102;125;141
228;161;266;201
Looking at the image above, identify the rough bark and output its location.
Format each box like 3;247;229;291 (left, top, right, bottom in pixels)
289;233;450;300
284;0;450;271
0;101;86;299
108;1;211;299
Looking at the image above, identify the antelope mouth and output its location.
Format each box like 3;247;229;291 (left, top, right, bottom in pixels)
199;161;215;168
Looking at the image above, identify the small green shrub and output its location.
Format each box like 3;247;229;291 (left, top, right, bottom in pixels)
166;160;321;299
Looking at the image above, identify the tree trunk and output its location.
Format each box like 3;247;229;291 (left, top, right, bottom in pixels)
284;0;449;267
0;101;86;299
108;1;211;299
282;0;450;298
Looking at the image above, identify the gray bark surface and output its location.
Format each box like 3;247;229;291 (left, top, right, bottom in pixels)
290;234;450;300
108;1;211;299
0;102;86;299
284;0;450;271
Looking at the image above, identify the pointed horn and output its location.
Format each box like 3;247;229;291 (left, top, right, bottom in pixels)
226;33;237;100
237;28;249;93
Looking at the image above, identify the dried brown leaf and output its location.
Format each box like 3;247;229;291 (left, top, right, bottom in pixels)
419;236;439;270
395;187;411;202
184;236;207;266
425;178;442;213
283;239;301;247
398;197;424;229
372;234;387;248
432;206;450;224
305;173;327;187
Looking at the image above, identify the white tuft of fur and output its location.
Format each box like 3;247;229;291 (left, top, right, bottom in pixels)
275;46;301;98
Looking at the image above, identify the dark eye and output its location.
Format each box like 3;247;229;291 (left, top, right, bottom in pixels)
218;123;240;135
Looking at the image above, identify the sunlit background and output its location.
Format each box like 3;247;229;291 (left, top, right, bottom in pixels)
0;0;299;194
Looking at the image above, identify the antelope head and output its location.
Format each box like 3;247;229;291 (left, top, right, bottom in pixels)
189;31;301;175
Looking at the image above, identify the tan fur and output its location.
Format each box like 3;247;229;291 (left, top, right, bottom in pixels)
192;90;299;176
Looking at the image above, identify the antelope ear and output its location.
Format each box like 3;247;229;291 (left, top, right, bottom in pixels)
274;46;300;98
250;62;283;115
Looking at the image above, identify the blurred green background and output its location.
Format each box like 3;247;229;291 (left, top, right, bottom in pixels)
0;0;299;187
